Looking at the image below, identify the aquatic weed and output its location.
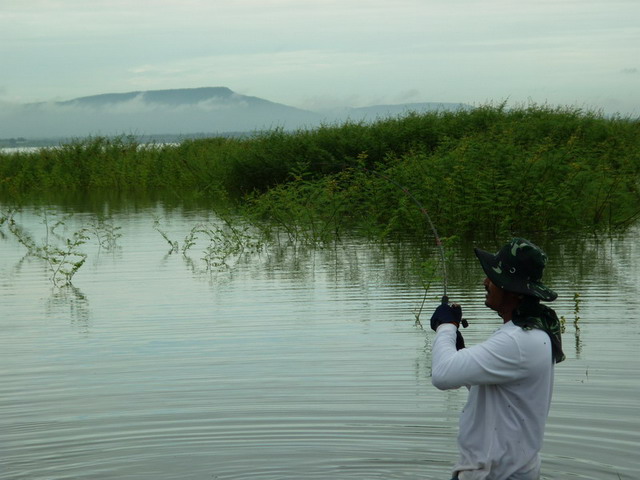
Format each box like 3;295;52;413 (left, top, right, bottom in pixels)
1;209;125;287
153;217;180;254
153;215;266;271
2;209;88;286
86;215;122;250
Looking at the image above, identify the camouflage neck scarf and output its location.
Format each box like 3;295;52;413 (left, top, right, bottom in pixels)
512;296;565;364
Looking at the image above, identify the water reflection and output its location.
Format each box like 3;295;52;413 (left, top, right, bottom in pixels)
45;285;91;333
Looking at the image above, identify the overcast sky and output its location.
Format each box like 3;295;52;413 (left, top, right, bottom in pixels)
1;0;638;115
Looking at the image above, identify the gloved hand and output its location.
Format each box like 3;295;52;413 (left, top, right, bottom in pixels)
431;298;466;350
430;302;463;331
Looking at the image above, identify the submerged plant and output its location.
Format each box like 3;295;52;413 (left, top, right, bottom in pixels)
38;210;91;286
41;230;89;287
572;292;582;326
560;291;582;333
198;219;264;270
86;215;122;250
181;226;199;255
153;216;266;271
1;209;122;287
153;217;180;254
412;259;438;329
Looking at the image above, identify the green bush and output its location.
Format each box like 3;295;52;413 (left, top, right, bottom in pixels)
1;105;638;238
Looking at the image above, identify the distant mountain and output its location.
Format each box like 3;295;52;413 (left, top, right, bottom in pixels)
59;86;241;107
1;87;322;140
57;86;313;114
0;87;470;144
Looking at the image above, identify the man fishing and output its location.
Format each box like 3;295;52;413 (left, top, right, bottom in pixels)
430;238;564;480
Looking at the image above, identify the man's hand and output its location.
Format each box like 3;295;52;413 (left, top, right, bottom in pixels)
431;302;466;350
430;302;463;331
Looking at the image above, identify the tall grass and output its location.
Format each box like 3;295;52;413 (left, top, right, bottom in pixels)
240;105;640;238
1;104;638;239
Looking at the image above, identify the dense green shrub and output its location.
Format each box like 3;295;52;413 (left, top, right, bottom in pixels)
1;105;638;238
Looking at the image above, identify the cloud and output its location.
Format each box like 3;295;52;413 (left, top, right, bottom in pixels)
2;0;640;116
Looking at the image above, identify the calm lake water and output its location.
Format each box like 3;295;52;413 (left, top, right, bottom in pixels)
1;204;638;480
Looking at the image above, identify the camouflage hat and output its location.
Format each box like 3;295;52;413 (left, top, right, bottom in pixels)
474;237;557;302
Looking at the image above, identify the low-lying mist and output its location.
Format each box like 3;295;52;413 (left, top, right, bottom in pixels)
0;95;322;139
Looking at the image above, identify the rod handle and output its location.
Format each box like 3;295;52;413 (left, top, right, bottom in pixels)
440;295;469;328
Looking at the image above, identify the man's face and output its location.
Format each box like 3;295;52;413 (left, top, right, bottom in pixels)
483;277;510;313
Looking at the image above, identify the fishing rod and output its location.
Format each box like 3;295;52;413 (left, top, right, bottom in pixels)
359;165;468;328
362;166;448;294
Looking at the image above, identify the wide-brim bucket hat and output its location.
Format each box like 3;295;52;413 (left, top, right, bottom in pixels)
474;237;557;302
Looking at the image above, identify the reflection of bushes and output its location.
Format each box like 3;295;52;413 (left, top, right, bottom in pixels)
1;104;639;237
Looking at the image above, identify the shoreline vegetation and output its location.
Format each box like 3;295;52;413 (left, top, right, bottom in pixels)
1;104;639;242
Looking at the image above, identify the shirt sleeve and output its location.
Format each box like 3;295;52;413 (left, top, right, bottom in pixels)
431;323;527;390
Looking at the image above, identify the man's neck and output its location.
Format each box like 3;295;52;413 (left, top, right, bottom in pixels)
499;299;522;323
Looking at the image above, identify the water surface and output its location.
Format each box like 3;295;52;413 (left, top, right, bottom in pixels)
1;206;638;479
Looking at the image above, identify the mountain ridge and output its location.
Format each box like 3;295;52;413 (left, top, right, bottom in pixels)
55;86;315;113
1;87;470;145
59;86;238;106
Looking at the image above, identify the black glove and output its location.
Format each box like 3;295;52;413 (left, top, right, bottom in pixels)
431;302;466;350
430;302;462;331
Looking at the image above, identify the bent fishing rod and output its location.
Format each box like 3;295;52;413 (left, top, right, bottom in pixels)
360;166;468;328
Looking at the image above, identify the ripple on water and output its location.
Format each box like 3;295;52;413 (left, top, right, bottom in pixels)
0;209;639;479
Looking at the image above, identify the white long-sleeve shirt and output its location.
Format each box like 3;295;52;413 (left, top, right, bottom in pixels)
432;322;554;480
